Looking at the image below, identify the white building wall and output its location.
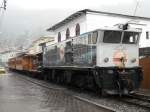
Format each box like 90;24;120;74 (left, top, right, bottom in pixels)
130;22;150;48
86;12;150;48
53;14;87;42
86;13;129;31
50;11;150;48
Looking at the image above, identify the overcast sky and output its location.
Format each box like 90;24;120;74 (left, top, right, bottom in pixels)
6;0;149;16
0;0;149;50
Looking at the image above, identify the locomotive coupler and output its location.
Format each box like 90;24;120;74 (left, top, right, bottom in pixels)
115;69;132;95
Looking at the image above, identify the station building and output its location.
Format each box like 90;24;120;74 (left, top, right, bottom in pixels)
47;9;150;48
27;36;54;55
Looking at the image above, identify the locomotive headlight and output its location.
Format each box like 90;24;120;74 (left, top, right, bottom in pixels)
104;57;109;63
131;58;136;63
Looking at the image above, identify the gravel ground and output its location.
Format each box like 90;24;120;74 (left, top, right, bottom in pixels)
73;93;149;112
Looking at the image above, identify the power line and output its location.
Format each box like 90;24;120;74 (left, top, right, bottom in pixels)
133;0;141;16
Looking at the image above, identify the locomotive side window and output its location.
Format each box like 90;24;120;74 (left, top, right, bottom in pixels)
103;31;122;43
58;32;61;42
122;32;139;44
88;32;98;44
88;34;92;44
92;31;98;44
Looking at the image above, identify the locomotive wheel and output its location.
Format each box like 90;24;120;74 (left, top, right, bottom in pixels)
72;72;86;89
64;71;72;85
44;74;48;81
85;72;95;91
56;76;60;84
100;89;108;97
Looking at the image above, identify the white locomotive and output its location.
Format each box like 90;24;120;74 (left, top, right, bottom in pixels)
43;24;143;95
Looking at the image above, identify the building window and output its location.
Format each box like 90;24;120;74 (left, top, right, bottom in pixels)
58;32;61;42
75;23;80;36
66;28;70;39
146;31;149;39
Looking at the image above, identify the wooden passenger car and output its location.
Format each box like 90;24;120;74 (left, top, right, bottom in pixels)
22;54;39;73
8;53;42;76
15;56;23;70
8;58;16;70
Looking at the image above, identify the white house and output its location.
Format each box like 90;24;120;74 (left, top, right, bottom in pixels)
27;36;54;55
47;9;150;48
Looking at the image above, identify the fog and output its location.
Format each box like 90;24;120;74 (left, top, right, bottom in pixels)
0;0;150;52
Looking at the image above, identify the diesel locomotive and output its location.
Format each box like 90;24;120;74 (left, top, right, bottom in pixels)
8;25;143;96
42;24;143;95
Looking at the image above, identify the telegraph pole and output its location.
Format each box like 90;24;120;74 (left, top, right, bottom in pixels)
0;0;7;10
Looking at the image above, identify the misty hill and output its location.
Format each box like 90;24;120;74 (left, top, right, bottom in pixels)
1;0;150;52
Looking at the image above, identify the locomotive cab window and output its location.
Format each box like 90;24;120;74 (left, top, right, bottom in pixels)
103;31;122;43
92;31;98;44
88;34;92;44
58;32;61;42
88;32;98;44
122;32;139;44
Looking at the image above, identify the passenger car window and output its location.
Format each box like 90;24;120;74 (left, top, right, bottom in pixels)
103;31;122;43
122;32;139;44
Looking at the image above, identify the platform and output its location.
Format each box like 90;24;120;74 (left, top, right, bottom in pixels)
0;72;111;112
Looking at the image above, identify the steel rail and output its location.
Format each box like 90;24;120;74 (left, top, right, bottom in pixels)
118;95;150;110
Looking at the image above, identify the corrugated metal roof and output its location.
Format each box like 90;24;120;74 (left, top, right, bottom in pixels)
47;9;150;31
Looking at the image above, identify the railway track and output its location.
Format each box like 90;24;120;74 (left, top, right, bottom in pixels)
16;74;115;112
118;94;150;110
128;94;150;103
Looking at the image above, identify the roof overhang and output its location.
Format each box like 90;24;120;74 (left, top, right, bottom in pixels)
47;9;87;31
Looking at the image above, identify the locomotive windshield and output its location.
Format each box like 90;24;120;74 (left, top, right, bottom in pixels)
122;32;139;44
103;31;122;43
103;30;139;44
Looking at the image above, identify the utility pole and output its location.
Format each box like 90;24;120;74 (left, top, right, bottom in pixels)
0;0;7;10
4;0;6;10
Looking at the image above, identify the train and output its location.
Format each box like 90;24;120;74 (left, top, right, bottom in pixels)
8;53;42;76
8;24;143;96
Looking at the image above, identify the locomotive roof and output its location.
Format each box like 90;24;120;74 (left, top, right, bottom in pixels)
47;9;150;31
96;27;142;32
45;27;141;48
